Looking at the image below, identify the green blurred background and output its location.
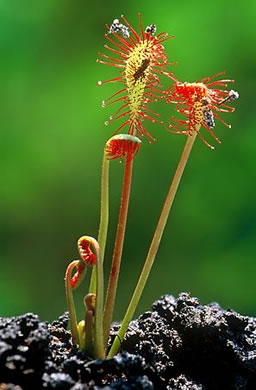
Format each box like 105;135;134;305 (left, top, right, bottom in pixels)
0;0;255;322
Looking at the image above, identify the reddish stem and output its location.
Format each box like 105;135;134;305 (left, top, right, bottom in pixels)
103;156;134;346
107;131;197;358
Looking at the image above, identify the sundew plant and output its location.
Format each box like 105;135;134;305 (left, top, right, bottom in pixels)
64;14;239;359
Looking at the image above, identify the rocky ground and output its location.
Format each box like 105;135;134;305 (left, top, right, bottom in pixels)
1;293;256;389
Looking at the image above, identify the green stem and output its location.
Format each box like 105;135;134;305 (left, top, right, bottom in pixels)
84;310;94;355
81;293;96;355
89;154;110;294
107;132;197;358
103;156;134;347
65;260;81;346
88;237;105;358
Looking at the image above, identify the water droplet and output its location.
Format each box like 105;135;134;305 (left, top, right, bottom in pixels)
101;100;106;108
109;116;113;120
104;121;109;126
97;81;102;86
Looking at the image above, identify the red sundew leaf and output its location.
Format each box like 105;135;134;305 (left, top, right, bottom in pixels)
78;238;96;266
165;76;239;149
97;14;176;142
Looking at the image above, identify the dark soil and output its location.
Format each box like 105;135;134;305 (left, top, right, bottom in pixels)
1;293;256;389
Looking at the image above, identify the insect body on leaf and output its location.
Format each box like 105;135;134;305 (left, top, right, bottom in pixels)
133;58;151;82
201;97;215;129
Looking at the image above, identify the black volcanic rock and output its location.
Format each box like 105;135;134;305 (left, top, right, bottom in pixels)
1;293;256;389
